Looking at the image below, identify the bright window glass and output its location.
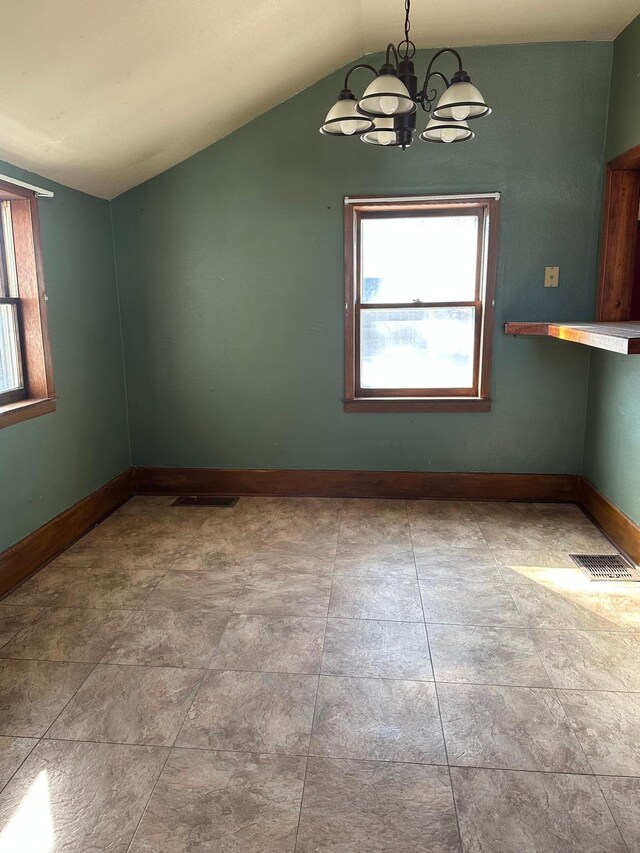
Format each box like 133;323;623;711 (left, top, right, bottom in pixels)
360;215;478;303
360;306;475;389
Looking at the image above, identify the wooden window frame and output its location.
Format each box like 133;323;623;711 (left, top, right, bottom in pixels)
0;180;55;429
596;143;640;321
343;194;500;413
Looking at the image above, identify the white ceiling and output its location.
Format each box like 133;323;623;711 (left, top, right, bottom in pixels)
0;0;637;199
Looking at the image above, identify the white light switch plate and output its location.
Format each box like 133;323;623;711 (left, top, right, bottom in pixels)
544;266;559;287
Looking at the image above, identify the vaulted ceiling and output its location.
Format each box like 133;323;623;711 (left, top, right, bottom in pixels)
1;0;637;199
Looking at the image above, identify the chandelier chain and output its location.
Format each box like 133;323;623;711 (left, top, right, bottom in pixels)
398;0;416;60
404;0;410;46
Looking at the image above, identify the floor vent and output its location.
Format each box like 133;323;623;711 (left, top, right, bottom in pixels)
570;554;640;582
171;496;239;507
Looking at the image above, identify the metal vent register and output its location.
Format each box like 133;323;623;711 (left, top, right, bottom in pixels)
172;496;239;507
570;554;640;582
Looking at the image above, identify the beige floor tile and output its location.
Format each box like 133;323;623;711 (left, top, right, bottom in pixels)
48;664;202;745
451;766;627;853
0;607;133;663
2;565;91;607
234;571;332;617
257;497;342;519
310;675;446;763
531;629;640;690
549;523;619;552
0;739;168;853
209;614;325;673
250;542;335;576
415;554;502;582
176;669;317;754
439;683;590;772
53;568;167;609
0;606;43;647
413;546;497;568
492;548;579;576
428;624;551;687
492;547;593;587
329;577;423;621
597;776;640;851
508;583;638;630
498;564;586;586
175;535;263;564
407;499;476;522
420;578;524;627
478;522;562;551
0;736;37;790
470;502;544;524
533;502;592;523
341;499;408;520
129;749;305;853
167;551;252;574
322;619;433;680
333;545;416;578
338;516;411;547
558;689;640;775
265;516;340;547
197;513;274;542
90;542;186;571
47;543;102;568
410;520;487;550
0;659;92;737
103;610;230;667
142;569;244;611
296;757;460;853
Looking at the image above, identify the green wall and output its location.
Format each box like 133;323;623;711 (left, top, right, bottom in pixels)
583;13;640;524
604;13;640;160
0;162;130;552
584;354;640;521
112;42;611;473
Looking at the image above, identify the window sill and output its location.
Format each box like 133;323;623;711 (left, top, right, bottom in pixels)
344;397;491;413
0;396;56;429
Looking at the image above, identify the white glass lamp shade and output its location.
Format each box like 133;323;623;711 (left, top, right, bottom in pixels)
432;81;490;121
357;74;415;117
419;118;473;144
361;117;398;146
320;97;374;136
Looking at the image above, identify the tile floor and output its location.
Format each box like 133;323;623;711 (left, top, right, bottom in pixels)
0;496;639;850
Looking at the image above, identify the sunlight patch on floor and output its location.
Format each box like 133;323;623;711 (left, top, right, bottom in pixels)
0;770;54;853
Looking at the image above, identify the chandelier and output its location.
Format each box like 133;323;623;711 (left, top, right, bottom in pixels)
319;0;490;148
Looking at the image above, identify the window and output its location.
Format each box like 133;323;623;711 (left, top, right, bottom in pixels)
0;179;55;428
344;194;499;412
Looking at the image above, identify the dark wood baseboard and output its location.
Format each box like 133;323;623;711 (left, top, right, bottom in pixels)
133;467;580;503
578;478;640;564
4;468;637;602
0;469;133;597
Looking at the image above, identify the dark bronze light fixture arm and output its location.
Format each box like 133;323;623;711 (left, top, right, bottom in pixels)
385;43;402;66
417;48;465;110
418;71;449;112
343;63;378;91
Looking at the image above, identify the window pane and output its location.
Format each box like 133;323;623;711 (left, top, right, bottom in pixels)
0;201;18;298
361;215;478;303
0;303;23;394
360;306;475;389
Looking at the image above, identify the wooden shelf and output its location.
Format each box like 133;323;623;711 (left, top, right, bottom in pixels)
504;321;640;355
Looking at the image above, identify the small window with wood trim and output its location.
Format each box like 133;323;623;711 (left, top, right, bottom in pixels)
344;194;499;412
0;179;55;428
